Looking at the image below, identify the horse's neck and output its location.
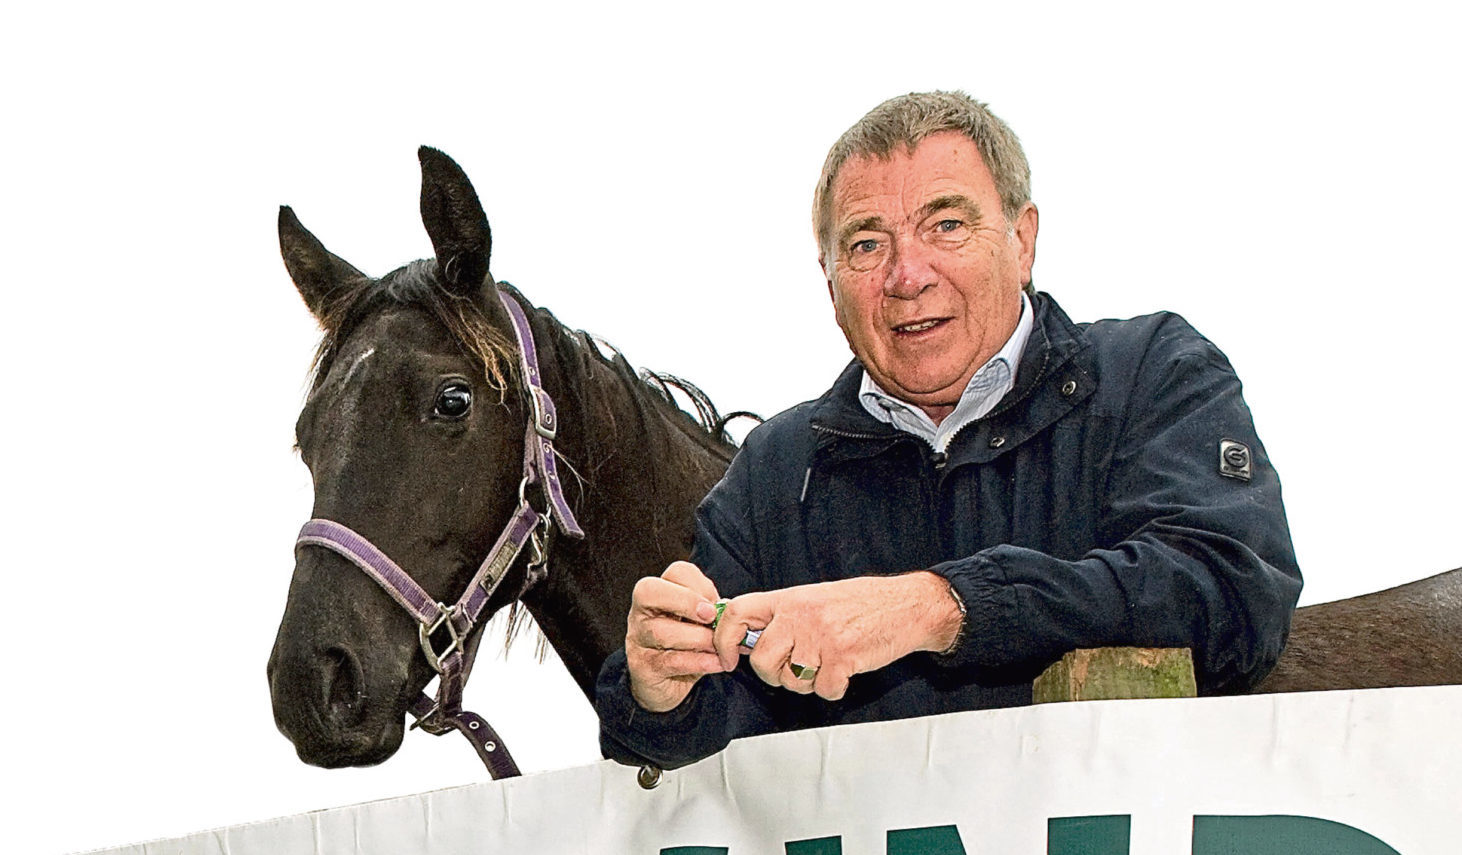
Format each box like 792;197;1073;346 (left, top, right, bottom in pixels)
519;318;731;697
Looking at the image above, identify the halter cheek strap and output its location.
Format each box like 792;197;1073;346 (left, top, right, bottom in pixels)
294;289;584;779
501;290;583;540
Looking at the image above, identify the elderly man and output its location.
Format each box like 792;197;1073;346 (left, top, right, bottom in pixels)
594;91;1302;770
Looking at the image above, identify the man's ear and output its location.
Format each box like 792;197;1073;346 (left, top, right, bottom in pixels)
820;255;835;302
1013;202;1039;285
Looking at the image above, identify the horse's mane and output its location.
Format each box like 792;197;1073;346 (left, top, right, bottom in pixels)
499;281;742;463
307;260;743;458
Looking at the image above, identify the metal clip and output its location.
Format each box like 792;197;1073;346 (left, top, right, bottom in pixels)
409;702;454;736
418;604;464;674
528;519;548;571
520;517;552;594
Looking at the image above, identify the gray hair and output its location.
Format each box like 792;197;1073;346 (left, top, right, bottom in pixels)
813;91;1031;260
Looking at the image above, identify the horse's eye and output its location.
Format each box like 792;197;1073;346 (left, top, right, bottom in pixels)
433;383;472;419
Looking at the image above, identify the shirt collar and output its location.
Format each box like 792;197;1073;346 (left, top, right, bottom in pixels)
858;291;1034;452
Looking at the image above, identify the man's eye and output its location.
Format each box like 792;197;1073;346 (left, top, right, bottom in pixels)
928;219;972;246
850;238;879;254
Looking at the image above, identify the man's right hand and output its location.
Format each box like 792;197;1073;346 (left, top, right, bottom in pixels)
625;561;728;712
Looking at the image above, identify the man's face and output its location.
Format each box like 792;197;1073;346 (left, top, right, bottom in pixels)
822;131;1037;421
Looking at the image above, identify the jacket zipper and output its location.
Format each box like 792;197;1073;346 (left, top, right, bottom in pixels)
803;425;901;503
809;424;894;441
924;337;1062;461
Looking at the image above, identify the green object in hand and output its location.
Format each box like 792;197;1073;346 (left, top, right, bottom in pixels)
710;598;761;648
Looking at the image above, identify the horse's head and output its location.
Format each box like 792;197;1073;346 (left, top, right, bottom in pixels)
267;148;532;767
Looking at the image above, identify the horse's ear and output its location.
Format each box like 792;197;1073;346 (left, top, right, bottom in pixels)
278;206;366;325
418;146;492;296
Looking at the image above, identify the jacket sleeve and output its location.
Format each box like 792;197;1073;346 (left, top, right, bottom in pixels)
595;435;821;769
933;323;1302;693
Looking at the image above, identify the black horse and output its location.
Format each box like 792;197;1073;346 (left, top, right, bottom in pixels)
267;147;1461;769
266;148;733;767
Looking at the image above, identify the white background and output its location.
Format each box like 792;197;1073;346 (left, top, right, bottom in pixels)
3;3;1458;853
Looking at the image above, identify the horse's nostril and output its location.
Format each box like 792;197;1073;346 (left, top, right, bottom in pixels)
322;647;366;728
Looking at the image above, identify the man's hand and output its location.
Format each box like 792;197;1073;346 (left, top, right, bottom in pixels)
713;572;962;701
625;561;728;713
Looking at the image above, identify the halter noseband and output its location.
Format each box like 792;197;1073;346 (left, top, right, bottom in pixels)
294;289;584;779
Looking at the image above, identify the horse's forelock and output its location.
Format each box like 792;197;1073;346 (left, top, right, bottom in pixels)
307;260;518;398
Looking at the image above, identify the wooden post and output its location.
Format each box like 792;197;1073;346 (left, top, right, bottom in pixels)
1032;647;1197;703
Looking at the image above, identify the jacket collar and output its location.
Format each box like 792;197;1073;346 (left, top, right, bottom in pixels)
808;291;1095;464
808;360;904;441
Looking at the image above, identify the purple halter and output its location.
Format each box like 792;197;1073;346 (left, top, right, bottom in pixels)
295;290;584;779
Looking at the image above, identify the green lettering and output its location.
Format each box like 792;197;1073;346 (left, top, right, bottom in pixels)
659;848;728;855
1048;815;1132;855
785;836;842;855
1193;815;1401;855
887;824;967;855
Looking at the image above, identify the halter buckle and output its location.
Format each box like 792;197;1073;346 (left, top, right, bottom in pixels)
528;387;557;440
418;604;465;674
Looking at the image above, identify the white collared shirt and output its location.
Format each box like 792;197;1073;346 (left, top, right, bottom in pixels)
858;292;1033;454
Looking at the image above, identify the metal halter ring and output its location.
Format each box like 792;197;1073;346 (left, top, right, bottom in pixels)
418;604;465;674
517;473;534;509
518;472;556;526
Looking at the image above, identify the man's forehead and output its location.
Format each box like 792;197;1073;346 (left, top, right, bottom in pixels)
831;134;997;224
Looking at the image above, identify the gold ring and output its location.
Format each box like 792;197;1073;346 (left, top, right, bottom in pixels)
789;663;818;680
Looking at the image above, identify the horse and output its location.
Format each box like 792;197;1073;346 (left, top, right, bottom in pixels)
266;147;734;769
1253;569;1462;693
267;146;1462;771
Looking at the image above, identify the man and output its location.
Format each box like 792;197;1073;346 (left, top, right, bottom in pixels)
595;91;1302;770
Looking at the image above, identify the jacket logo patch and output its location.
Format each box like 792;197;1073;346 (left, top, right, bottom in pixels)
1219;439;1252;481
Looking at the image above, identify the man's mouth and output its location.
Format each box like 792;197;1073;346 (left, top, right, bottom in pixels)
893;318;946;334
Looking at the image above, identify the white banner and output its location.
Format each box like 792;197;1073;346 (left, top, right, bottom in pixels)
90;685;1462;854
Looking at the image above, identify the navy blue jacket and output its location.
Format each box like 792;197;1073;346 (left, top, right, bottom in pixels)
597;292;1302;769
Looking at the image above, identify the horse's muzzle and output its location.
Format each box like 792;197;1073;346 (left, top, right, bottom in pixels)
267;639;407;768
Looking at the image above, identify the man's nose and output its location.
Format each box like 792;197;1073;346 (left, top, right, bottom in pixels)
883;237;937;300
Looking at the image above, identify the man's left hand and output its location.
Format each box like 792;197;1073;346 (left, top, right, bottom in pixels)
712;571;962;701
